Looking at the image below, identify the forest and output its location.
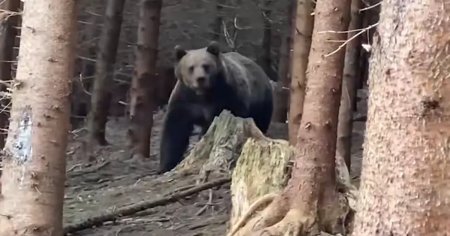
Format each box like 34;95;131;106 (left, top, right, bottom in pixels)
0;0;448;235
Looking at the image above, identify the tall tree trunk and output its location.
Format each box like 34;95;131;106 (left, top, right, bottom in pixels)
87;0;126;145
259;0;276;81
0;0;20;148
0;0;76;234
72;7;103;128
228;0;351;234
353;0;450;234
128;0;162;159
271;0;296;122
211;0;223;41
336;0;362;171
357;1;380;92
287;0;314;144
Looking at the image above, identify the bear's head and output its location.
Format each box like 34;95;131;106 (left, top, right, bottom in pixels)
173;41;222;96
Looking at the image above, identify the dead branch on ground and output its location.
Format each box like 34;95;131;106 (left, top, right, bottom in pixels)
63;177;230;234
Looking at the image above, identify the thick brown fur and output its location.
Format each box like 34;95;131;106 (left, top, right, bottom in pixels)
159;41;274;173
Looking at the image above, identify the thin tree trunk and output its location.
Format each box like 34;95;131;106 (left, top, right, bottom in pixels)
271;0;296;122
336;0;362;171
0;0;20;148
211;0;223;41
353;0;450;234
287;0;314;144
357;1;380;92
71;7;103;128
0;0;77;234
87;0;126;145
228;0;351;234
260;0;273;79
128;0;162;159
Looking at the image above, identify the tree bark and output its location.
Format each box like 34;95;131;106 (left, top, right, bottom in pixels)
229;138;294;227
336;0;363;171
228;0;352;234
271;0;296;123
174;110;268;180
87;0;126;145
211;0;223;41
0;0;76;234
287;0;314;144
358;1;380;92
353;0;450;234
259;0;274;81
71;7;102;128
0;0;20;148
128;0;162;159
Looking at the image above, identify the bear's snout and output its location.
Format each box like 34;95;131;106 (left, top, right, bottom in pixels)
196;76;206;86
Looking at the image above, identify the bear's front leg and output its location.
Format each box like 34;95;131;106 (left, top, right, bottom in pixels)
159;106;194;173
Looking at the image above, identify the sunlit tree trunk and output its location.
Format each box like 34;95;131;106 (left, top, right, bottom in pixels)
287;0;314;144
353;0;450;234
336;0;363;170
0;0;77;234
228;0;351;234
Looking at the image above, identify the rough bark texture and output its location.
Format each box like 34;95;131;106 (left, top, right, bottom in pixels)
211;0;223;41
71;11;102;129
287;0;314;144
0;0;20;148
358;1;380;92
174;110;268;182
353;0;450;234
128;0;162;159
271;0;296;122
336;0;362;171
259;0;276;81
87;0;125;145
0;0;76;234
229;139;294;226
228;0;352;235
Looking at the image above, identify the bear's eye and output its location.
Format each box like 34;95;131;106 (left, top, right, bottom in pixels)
202;64;210;72
188;66;194;73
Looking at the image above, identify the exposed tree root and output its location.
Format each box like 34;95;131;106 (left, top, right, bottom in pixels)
228;193;279;236
228;194;312;236
228;184;352;236
229;194;349;236
256;209;317;236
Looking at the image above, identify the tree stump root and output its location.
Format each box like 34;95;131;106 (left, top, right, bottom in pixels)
228;192;350;236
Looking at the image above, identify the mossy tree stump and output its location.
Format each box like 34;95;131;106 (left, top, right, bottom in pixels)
229;138;295;227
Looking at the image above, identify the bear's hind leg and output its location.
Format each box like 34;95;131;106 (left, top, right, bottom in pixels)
159;107;194;173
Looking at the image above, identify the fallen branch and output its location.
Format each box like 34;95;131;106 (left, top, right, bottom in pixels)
63;177;231;235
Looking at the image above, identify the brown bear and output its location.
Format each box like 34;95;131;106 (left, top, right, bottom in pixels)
159;41;273;173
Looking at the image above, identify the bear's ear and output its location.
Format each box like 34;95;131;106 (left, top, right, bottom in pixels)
206;41;220;57
174;45;187;61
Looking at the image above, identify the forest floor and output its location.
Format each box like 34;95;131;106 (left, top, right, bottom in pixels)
63;89;367;236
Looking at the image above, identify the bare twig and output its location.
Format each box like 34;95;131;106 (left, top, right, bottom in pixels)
233;17;251;30
359;1;382;12
195;189;214;216
222;20;235;49
324;22;379;57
